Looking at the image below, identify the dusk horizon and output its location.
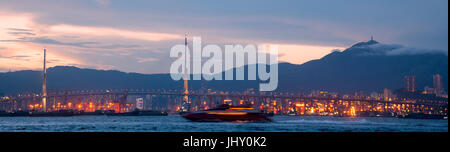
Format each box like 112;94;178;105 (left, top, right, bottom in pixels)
1;0;448;74
1;38;447;74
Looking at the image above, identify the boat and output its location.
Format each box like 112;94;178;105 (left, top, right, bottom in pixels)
357;111;396;117
29;110;74;117
9;111;30;117
105;110;140;116
77;110;105;116
182;104;272;122
0;111;29;117
0;111;9;117
139;110;168;116
106;109;168;116
401;113;447;120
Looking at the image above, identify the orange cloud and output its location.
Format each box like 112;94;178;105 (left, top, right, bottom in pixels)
0;11;344;73
0;12;83;72
48;24;183;42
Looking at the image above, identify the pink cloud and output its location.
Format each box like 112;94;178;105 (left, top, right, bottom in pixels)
48;24;183;42
136;57;159;63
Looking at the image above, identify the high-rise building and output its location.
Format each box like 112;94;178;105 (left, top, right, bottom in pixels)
405;76;416;92
433;74;444;95
384;88;392;101
422;86;435;95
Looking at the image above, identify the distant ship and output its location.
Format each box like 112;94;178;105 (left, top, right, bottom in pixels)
0;109;168;117
30;110;75;117
76;110;105;116
0;111;29;117
400;113;447;120
105;109;168;116
0;110;76;117
182;104;272;122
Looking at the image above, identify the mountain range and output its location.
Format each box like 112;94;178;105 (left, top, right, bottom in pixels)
0;40;447;95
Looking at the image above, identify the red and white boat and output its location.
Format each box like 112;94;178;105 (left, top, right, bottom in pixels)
182;104;272;122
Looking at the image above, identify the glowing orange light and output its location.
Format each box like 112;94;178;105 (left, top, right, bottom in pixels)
229;107;253;110
207;112;248;115
350;106;356;117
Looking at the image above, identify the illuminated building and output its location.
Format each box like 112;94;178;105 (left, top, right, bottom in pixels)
383;88;392;101
136;98;144;110
433;74;444;96
422;86;436;95
405;76;416;92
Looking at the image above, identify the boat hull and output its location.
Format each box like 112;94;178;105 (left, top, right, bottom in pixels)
182;112;271;122
30;111;74;117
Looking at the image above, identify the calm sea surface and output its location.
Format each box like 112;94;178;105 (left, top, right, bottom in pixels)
0;115;447;132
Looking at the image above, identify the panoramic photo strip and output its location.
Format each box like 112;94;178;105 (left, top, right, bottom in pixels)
0;0;447;151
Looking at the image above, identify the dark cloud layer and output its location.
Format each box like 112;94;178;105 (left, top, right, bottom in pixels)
0;0;447;74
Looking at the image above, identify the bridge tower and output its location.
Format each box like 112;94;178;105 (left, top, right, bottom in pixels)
182;34;191;112
42;48;47;112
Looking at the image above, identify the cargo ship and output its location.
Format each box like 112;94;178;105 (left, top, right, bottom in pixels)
76;110;105;116
106;109;168;116
0;110;74;117
400;113;447;120
182;104;272;122
29;110;75;117
0;109;168;117
0;111;29;117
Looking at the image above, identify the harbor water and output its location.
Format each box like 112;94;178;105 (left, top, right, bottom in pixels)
0;115;447;132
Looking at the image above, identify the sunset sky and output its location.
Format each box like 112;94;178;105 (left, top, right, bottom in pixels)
0;0;448;73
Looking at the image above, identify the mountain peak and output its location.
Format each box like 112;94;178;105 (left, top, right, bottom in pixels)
351;39;379;48
340;37;382;56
